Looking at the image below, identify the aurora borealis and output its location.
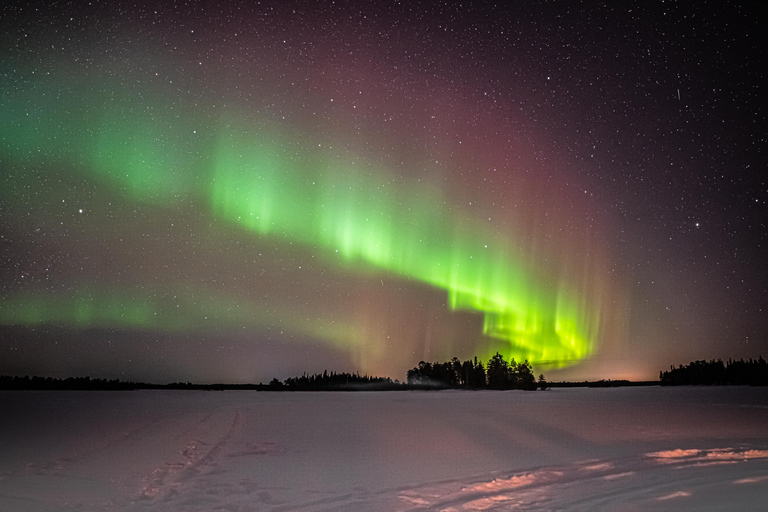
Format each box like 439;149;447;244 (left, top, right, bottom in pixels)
1;1;765;383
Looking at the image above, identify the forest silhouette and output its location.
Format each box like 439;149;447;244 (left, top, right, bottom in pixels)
3;354;767;390
0;352;546;391
660;357;768;386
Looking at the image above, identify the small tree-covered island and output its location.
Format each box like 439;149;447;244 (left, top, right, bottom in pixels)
406;353;543;390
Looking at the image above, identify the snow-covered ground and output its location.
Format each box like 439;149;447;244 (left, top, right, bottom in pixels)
1;386;767;511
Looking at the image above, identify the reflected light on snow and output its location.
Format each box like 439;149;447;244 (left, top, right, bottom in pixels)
657;490;692;501
399;446;768;511
647;447;768;464
733;475;768;484
466;472;554;493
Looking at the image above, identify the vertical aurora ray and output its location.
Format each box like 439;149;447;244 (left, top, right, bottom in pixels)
0;72;611;370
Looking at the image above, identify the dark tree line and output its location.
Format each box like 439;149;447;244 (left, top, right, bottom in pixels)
406;353;546;390
550;379;654;388
274;371;401;391
660;357;768;386
8;355;768;390
0;375;251;390
0;374;401;391
0;375;142;390
0;355;546;391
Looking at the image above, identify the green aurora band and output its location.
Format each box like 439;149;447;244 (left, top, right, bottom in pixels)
0;287;363;350
1;77;601;367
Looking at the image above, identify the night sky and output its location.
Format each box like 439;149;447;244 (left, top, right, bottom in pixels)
1;0;765;383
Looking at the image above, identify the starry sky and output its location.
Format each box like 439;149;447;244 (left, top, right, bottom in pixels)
1;0;765;383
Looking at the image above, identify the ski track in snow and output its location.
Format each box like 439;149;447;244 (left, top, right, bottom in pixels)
136;411;244;504
1;387;767;511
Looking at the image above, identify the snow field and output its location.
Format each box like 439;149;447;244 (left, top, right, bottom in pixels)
1;386;767;511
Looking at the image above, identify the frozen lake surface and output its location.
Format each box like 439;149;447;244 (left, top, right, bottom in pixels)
1;386;767;511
